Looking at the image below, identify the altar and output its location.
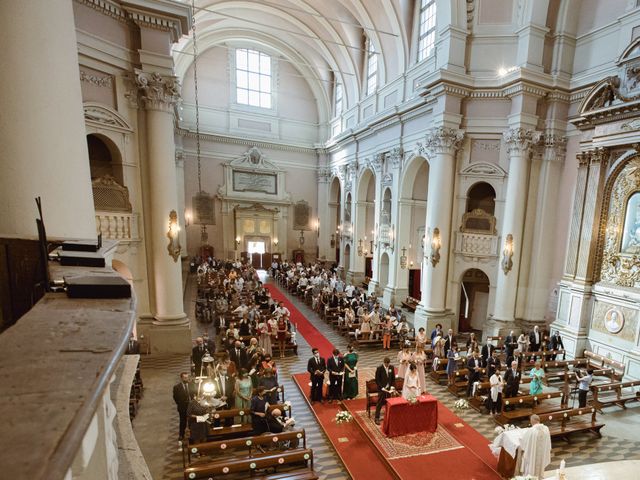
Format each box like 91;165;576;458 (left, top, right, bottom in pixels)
382;394;438;437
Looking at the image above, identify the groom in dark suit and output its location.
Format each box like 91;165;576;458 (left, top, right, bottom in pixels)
327;348;345;402
374;357;396;424
307;348;326;403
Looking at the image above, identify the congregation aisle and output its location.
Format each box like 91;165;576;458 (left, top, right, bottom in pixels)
134;270;640;480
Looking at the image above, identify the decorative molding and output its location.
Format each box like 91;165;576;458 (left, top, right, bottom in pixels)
460;162;506;178
80;70;113;88
75;0;127;24
131;70;181;113
382;172;393;186
502;128;542;155
471;139;500;152
424;127;465;156
83;102;132;132
318;167;332;183
466;0;475;29
387;147;404;169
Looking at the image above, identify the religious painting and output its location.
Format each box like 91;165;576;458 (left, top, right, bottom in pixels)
192;192;215;225
259;220;271;234
243;219;255;233
232;170;277;194
604;307;625;334
293;200;311;230
621;191;640;253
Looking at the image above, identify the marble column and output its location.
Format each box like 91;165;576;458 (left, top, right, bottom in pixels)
414;127;464;332
317;168;332;260
134;70;190;353
491;128;541;332
0;0;96;240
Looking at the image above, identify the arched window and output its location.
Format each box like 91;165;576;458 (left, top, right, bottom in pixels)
365;38;378;95
417;0;436;62
466;182;496;215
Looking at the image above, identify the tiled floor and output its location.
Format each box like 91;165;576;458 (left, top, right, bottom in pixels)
133;272;640;479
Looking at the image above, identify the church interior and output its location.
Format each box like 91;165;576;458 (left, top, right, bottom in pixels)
2;0;640;479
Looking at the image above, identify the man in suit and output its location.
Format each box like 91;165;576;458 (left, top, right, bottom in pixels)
503;360;521;399
192;337;208;376
229;340;249;370
550;331;564;360
125;333;140;355
487;349;501;378
202;331;216;354
529;325;542;357
374;357;396;425
307;348;326;403
172;372;194;441
444;329;457;356
504;330;517;363
327;348;345;402
481;338;495;367
467;350;482;397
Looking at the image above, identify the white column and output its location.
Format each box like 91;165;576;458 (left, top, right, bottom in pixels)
491;128;541;330
0;0;96;240
367;159;384;295
134;71;190;352
317;168;331;260
414;128;464;332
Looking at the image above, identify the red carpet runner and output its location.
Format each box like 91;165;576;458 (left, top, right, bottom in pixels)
264;283;335;358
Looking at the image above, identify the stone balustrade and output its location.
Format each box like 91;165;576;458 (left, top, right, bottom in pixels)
95;211;139;240
455;231;499;257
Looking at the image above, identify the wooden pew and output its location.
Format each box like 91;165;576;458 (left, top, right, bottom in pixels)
515;349;566;366
184;430;307;466
541;359;588;386
205;404;292;439
540;407;604;441
590;379;640;412
469;377;532;412
583;350;625;380
401;296;419;312
496;391;565;425
183;449;316;480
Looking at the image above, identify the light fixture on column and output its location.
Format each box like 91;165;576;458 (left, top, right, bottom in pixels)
185;210;192;227
357;239;363;256
314;219;320;237
430;227;441;267
400;246;408;269
502;233;514;274
299;230;305;246
372;227;377;250
273;238;279;248
235;236;241;249
167;210;181;262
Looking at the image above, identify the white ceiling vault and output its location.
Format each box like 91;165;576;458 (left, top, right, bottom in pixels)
173;0;411;124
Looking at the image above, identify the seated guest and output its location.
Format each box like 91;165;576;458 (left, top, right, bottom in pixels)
529;361;545;395
258;368;279;403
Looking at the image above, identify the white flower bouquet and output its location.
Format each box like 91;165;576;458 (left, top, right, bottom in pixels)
335;411;354;424
453;399;470;410
511;476;537;480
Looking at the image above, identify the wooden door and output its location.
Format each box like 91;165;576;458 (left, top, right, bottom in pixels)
251;253;261;269
262;252;272;268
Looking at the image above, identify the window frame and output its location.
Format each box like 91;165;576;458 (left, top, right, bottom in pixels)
334;80;343;117
365;38;378;96
417;0;437;62
234;47;274;110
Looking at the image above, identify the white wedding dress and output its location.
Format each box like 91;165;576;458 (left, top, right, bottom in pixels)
401;372;420;400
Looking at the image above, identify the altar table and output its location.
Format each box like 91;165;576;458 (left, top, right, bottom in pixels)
382;394;438;437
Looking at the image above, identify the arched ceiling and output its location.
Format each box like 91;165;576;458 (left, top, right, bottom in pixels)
173;0;408;124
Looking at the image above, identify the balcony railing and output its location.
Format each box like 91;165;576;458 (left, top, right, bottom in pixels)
455;231;499;257
95;211;139;240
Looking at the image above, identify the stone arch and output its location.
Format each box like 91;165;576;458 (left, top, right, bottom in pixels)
458;267;491;334
400;155;429;200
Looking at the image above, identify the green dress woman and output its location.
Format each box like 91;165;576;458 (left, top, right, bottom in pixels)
343;347;359;399
529;361;545;395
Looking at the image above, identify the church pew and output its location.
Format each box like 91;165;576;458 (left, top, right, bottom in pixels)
496;391;565;425
540;407;604;441
590;380;640;412
583;350;625;380
205;404;292;439
486;336;504;352
183;448;316;480
541;359;588;386
469;377;532;412
401;296;419;312
515;349;566;366
184;429;306;467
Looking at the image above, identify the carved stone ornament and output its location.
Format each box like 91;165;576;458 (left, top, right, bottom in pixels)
387;147;404;169
604;307;625;334
80;70;113;88
382;172;393;186
133;70;181;112
424;127;465;156
370;153;384;172
599;157;640;288
318;167;332;183
502;128;542;155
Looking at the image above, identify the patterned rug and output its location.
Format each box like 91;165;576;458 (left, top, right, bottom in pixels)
353;410;464;460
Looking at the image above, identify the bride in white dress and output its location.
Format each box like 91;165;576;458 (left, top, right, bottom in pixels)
402;363;420;400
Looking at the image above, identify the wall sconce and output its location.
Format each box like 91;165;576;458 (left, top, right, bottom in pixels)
273;238;279;248
235;236;241;249
330;234;336;248
167;210;181;262
185;210;192;227
430;227;441;267
299;230;305;246
421;234;426;252
502;233;514;275
314;219;320;237
400;246;407;269
409;261;414;268
357;239;363;256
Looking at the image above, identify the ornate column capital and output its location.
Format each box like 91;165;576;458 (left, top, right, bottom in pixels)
370;153;384;172
133;70;181;112
424;127;465;156
387;147;404;169
503;127;542;155
318;167;332;183
542;133;567;162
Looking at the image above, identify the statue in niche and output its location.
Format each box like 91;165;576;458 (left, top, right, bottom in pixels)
621;192;640;253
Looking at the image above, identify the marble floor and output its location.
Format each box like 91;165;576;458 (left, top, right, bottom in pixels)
132;271;640;479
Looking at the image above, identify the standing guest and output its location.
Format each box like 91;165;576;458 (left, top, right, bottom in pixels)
402;363;420;400
261;354;277;377
503;360;521;398
489;371;504;415
276;315;288;359
519;414;552;480
259;368;279;403
359;312;372;340
172;372;194;441
504;330;517;363
517;332;528;357
192;337;207;376
396;316;410;346
466;332;479;356
529;325;542;356
467;350;482;397
487;349;502;378
229;340;249;371
213;364;235;412
381;315;393;350
413;343;427;394
202;332;216;354
343;345;359;399
186;396;211;444
444;329;457;356
396;342;413;378
125;333;140;355
250;386;270;434
415;327;428;347
446;345;459;387
257;318;273;356
550;331;565;360
433;337;445;359
575;369;594;408
481;338;495;366
307;348;326;403
529;361;545;395
327;348;345;402
374;357;396;425
246;337;259;357
430;323;443;347
234;369;253;413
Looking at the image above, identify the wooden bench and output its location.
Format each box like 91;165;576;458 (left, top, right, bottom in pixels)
401;296;419;312
183;448;315;479
541;359;588;386
469;377;532;412
205;404;292;439
515;349;566;366
541;407;604;441
496;391;565;425
591;380;640;412
184;430;307;467
583;350;625;380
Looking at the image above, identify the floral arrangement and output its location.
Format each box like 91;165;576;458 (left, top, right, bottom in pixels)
453;399;470;410
494;424;518;435
510;476;537;480
335;411;354;424
406;394;418;405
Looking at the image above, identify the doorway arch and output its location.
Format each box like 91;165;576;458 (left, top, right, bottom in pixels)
458;268;490;334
